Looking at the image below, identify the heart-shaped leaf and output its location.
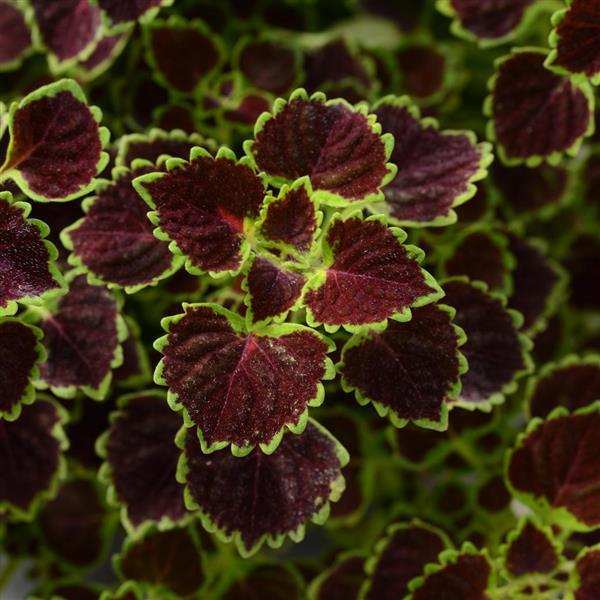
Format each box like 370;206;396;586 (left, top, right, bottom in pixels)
373;96;492;226
178;419;348;556
0;79;110;201
304;213;441;332
155;303;334;454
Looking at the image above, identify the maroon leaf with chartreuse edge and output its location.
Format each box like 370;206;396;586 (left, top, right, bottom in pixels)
0;1;32;69
574;546;600;600
0;79;109;201
133;147;265;277
247;89;394;206
97;0;168;28
179;419;348;556
155;303;334;454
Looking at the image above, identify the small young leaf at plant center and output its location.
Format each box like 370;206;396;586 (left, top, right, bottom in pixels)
156;303;333;453
0;79;109;201
0;193;64;316
0;319;44;419
0;1;33;69
63;164;180;291
373;96;491;225
0;399;67;519
363;521;450;600
442;278;529;408
33;273;124;399
507;404;600;530
304;214;441;331
100;391;186;531
488;49;594;165
115;527;204;598
133;148;265;277
546;0;600;85
248;91;393;205
339;304;464;429
181;419;348;556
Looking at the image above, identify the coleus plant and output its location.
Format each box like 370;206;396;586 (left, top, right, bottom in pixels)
0;0;600;598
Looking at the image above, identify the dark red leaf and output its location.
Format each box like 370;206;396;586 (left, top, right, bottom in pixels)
98;0;165;26
250;92;392;204
144;18;222;94
155;103;197;133
0;319;43;418
31;0;101;65
258;179;319;255
221;564;304;600
304;215;440;330
222;93;271;128
245;256;306;324
0;80;107;201
528;358;600;418
64;165;178;290
182;420;347;555
113;318;150;388
490;50;593;164
238;38;299;95
574;547;600;600
0;1;32;68
548;0;600;83
0;195;63;315
77;31;129;79
36;274;123;398
340;304;463;427
39;478;110;568
508;407;600;529
395;45;446;101
504;520;559;577
311;554;365;600
441;0;538;41
134;149;265;276
0;399;66;517
102;391;186;530
157;304;333;453
442;279;528;407
365;522;448;600
409;549;492;600
116;527;204;597
374;97;489;224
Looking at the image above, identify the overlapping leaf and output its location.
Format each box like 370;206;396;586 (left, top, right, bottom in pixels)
0;1;33;70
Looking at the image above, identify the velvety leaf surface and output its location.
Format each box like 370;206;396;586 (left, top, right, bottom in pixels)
549;0;600;81
340;304;462;425
104;392;186;529
118;528;204;597
39;478;107;567
409;551;492;600
506;233;561;331
366;523;448;600
258;182;318;254
251;95;390;203
491;50;592;162
443;231;510;291
374;99;487;224
159;305;331;451
238;39;298;94
529;360;600;418
575;547;600;600
304;216;438;329
183;421;346;554
445;0;536;40
442;279;526;405
135;153;265;275
1;80;105;200
504;522;558;577
0;400;64;515
312;555;365;600
145;20;221;93
245;257;306;324
98;0;164;25
0;320;42;416
221;564;303;600
66;166;176;289
508;409;600;528
38;274;120;395
0;197;61;313
31;0;101;63
0;1;32;67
